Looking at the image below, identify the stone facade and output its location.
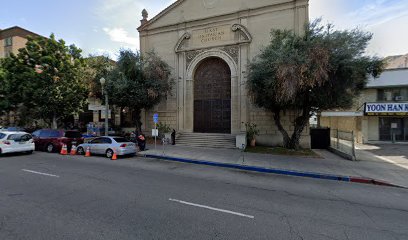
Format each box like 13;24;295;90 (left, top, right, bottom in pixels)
138;0;310;147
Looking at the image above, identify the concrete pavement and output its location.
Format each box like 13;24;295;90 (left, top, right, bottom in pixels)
1;152;408;239
139;145;408;188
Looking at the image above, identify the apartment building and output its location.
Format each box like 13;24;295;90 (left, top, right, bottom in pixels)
0;26;42;58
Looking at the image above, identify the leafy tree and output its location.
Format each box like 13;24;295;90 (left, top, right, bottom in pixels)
83;55;115;99
3;34;88;128
0;59;8;113
106;49;174;130
247;20;384;149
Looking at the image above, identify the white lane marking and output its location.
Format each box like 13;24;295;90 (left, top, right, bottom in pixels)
22;169;60;178
169;198;254;219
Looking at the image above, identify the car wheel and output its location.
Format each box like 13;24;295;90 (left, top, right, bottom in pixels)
26;150;33;154
77;147;85;155
106;149;114;158
46;143;54;153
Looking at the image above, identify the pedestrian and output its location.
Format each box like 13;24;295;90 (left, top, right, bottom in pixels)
138;131;146;151
171;129;176;145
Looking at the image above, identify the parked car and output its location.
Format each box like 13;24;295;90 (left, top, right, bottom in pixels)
0;131;35;155
32;129;84;153
0;126;26;132
77;136;137;158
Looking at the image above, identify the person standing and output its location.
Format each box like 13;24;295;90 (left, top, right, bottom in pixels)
171;129;176;145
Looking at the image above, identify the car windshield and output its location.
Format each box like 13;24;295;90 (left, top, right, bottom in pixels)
114;137;128;143
0;133;6;139
65;131;82;138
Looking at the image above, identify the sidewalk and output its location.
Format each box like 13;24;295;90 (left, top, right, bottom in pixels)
138;145;408;188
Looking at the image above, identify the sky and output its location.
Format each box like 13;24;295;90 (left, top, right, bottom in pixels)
1;0;408;59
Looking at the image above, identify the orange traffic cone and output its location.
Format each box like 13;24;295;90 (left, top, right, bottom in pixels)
111;148;117;161
60;144;68;155
85;147;91;157
70;145;77;155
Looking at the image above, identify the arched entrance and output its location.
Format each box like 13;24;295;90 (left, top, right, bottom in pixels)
194;57;231;133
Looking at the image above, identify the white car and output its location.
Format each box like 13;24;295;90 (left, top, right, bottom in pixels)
0;131;35;155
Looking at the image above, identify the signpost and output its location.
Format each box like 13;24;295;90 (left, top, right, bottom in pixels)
391;123;398;143
153;113;159;149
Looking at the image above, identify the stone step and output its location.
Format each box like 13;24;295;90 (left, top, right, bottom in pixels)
176;132;236;149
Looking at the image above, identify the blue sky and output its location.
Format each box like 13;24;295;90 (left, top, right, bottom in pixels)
1;0;408;59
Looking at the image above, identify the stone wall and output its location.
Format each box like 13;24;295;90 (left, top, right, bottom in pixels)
249;106;310;148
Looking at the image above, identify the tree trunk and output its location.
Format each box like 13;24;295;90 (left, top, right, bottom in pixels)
52;114;58;129
273;109;311;150
134;109;142;131
287;113;310;149
273;109;291;148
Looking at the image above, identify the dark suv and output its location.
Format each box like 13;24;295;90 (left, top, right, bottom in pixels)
32;129;84;153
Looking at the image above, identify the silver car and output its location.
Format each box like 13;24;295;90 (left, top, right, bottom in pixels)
77;136;137;158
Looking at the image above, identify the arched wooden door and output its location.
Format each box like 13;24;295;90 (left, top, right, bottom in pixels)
194;57;231;133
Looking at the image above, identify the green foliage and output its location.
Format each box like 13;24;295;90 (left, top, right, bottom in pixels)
248;19;384;149
243;122;259;140
0;59;9;113
83;55;115;99
106;49;174;129
157;122;171;138
2;34;89;128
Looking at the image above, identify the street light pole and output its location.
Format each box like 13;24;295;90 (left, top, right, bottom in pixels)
100;77;109;136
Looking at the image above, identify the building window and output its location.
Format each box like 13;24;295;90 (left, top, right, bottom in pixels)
377;88;408;101
4;37;13;47
379;117;408;141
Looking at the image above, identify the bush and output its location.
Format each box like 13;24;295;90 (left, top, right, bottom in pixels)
157;122;171;138
243;122;259;141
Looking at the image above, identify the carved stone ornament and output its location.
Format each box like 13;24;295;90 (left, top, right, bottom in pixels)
231;24;252;43
175;33;192;52
185;46;239;69
203;0;219;9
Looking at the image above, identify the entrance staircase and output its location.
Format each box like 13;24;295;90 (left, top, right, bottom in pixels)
176;132;236;149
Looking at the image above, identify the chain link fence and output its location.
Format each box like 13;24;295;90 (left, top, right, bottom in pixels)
330;129;356;161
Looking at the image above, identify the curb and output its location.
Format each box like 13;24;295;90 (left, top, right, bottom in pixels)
141;154;406;189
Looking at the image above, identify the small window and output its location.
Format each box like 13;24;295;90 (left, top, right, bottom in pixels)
4;37;13;47
101;137;112;144
90;138;103;144
8;134;24;141
113;137;128;143
0;133;6;139
20;134;32;141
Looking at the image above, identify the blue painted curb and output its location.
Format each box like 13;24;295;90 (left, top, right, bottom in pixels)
143;154;351;182
142;154;406;188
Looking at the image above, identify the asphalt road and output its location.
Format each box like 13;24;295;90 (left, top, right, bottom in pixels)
1;152;408;240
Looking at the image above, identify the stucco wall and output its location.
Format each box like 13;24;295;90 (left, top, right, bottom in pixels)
367;116;379;141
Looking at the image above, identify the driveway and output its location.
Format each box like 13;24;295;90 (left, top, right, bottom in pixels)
357;143;408;165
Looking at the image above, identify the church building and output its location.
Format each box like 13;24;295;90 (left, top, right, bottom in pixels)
138;0;310;148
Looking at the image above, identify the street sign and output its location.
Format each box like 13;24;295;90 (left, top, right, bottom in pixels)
153;113;159;123
88;104;106;111
152;129;159;137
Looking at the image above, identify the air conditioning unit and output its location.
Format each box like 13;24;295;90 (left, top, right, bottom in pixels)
395;96;404;101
